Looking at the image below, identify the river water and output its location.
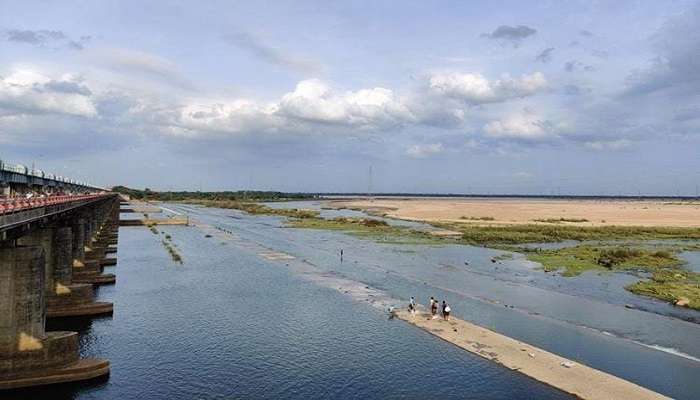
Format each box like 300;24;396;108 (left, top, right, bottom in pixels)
6;201;699;399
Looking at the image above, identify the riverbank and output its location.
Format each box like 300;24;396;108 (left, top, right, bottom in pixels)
330;198;700;227
393;307;669;400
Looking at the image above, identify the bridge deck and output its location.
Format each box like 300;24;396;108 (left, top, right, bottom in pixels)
0;194;115;236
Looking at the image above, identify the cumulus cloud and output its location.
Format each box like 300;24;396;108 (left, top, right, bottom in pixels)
221;31;321;74
483;110;563;140
162;79;417;136
276;79;414;129
481;25;537;46
405;143;444;158
535;47;555;63
175;100;280;136
428;72;547;104
0;70;97;117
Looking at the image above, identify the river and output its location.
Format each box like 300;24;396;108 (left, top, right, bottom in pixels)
7;201;699;399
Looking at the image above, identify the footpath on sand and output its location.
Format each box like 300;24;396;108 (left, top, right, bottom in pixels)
393;308;670;400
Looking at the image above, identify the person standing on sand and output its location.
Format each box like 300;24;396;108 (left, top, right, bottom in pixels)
409;296;416;315
431;298;438;318
443;301;451;321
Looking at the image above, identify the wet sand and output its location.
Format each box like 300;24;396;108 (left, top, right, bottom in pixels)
330;198;700;227
394;308;670;400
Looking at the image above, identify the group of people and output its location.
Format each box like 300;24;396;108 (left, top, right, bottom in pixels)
408;296;451;320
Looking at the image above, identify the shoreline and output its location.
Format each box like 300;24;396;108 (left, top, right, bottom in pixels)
393;307;670;400
328;198;700;228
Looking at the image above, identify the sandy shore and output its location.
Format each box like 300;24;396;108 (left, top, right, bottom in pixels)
394;308;669;400
330;198;700;227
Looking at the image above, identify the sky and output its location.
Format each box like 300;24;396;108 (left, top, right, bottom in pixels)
1;0;699;195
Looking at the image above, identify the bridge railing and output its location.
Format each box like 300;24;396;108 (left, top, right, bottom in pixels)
0;194;110;216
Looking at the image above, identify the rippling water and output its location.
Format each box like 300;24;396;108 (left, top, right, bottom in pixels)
169;201;700;399
5;206;574;400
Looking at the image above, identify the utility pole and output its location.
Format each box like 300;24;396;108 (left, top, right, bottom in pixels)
368;165;373;201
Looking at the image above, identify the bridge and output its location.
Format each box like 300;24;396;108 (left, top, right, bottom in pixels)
1;159;99;197
1;160;119;389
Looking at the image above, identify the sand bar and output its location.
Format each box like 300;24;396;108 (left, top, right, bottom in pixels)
331;198;700;227
394;308;669;400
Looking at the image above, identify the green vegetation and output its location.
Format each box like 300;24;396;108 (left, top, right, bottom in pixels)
628;270;699;311
160;233;183;264
533;217;589;223
287;217;442;245
492;253;514;261
112;186;316;202
525;245;682;277
190;199;320;219
433;222;700;246
524;245;699;309
460;216;495;221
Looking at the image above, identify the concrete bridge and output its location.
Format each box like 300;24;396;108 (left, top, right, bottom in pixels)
1;159;98;197
0;164;119;389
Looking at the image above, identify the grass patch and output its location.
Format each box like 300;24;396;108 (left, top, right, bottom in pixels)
524;244;700;309
460;216;496;221
525;245;682;277
533;217;589;223
160;233;183;264
434;222;700;246
190;199;320;219
287;217;442;245
492;253;514;261
627;270;700;310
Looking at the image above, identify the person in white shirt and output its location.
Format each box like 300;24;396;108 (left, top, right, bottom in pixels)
442;301;451;321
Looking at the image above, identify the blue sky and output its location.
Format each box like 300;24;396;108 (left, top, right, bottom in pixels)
1;0;699;195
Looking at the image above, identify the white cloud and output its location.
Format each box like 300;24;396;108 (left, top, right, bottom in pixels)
0;69;97;117
276;79;414;129
139;79;416;137
176;100;280;136
406;142;444;158
483;110;562;140
428;72;547;104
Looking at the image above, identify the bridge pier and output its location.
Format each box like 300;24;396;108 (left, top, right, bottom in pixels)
0;244;110;389
17;227;113;318
72;218;116;286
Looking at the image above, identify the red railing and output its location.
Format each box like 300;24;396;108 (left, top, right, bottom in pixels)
0;194;109;215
